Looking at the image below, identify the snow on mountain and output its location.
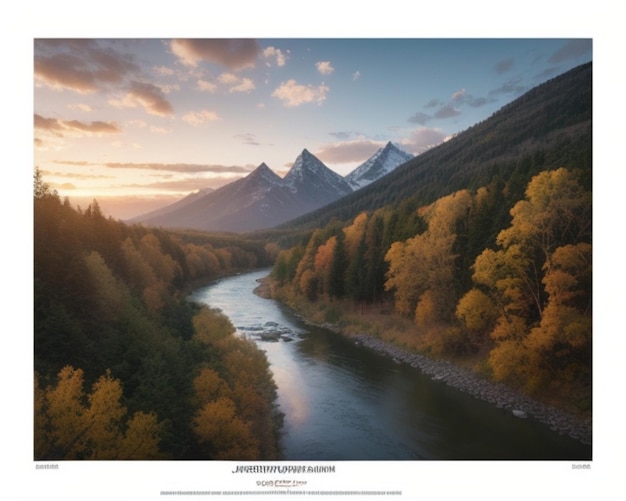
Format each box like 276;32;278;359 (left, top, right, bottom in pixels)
284;149;353;208
345;142;413;190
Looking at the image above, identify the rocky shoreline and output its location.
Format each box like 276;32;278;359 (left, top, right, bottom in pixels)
312;321;592;447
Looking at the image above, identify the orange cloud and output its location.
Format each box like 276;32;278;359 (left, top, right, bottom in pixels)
316;61;334;75
263;46;288;67
34;114;121;136
272;80;329;107
108;81;174;116
170;39;260;69
181;110;221;126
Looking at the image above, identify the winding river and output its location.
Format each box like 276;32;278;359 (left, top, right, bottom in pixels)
189;269;591;461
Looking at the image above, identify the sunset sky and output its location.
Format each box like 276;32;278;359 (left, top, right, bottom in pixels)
34;38;592;219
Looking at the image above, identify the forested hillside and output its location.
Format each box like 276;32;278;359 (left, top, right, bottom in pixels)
269;166;591;412
33;170;282;460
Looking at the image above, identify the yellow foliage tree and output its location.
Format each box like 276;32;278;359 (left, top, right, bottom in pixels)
343;212;368;258
34;366;164;460
192;397;260;460
465;168;591;391
192;368;230;406
385;190;472;322
192;307;235;347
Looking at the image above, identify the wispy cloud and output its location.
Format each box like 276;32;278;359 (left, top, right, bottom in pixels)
494;58;514;74
228;77;255;93
67;103;92;112
488;77;528;97
263;46;288;67
451;89;466;101
316;61;334;75
548;39;592;64
234;133;260;146
108;80;174;116
316;140;382;164
44;168;115;180
352;71;361;81
434;105;461;119
328;131;365;141
34;113;121;136
153;65;175;76
400;127;447;155
272;80;329;107
197;79;218;92
408;112;432;125
56;159;250;174
170;39;260;69
181;109;221;126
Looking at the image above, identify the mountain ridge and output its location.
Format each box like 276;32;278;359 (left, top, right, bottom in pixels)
131;140;414;233
132;149;355;232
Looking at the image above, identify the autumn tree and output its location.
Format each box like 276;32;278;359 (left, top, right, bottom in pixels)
385;190;472;326
35;366;164;460
189;308;281;459
328;231;347;299
464;168;591;393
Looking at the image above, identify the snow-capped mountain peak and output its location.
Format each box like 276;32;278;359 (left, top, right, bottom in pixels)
245;162;283;186
345;141;413;190
284;149;353;196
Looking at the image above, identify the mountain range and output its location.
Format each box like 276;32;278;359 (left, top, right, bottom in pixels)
130;142;413;232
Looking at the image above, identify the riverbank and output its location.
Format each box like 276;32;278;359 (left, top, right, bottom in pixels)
254;276;592;446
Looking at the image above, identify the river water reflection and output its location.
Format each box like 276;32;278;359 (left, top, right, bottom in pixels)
189;269;591;460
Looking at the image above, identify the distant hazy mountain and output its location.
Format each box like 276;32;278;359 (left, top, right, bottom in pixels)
128;187;214;224
131;151;355;233
345;142;413;190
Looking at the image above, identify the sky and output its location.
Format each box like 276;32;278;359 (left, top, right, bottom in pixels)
33;38;592;219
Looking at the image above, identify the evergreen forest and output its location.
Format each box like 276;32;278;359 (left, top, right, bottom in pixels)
33;170;283;460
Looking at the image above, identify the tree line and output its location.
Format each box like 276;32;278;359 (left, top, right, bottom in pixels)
270;167;591;411
34;169;282;460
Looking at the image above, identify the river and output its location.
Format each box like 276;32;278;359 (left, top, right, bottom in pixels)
189;269;591;461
